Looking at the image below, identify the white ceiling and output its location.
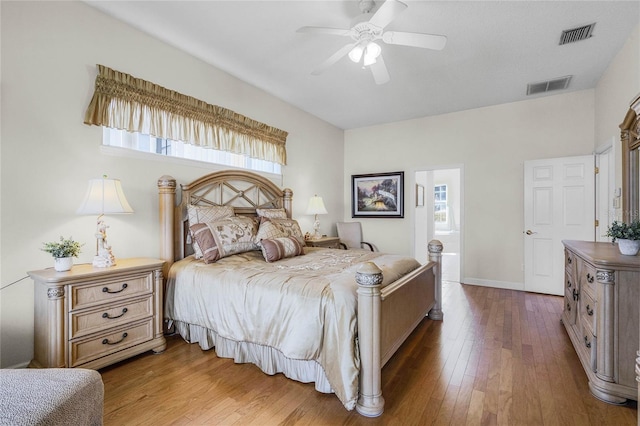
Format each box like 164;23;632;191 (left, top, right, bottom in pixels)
87;1;639;130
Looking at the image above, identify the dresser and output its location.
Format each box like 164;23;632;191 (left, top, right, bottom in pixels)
562;240;640;404
29;258;166;369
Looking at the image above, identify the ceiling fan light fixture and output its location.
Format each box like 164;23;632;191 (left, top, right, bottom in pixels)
349;45;364;63
363;42;381;66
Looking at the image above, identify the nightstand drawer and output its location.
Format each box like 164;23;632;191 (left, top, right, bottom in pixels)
69;319;153;367
69;295;154;339
71;273;153;310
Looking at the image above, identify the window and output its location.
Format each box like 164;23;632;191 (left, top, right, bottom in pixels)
104;128;281;174
434;184;447;223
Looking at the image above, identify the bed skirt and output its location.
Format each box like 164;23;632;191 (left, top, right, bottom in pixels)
173;320;345;404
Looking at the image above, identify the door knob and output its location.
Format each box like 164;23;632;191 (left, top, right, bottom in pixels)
525;230;537;235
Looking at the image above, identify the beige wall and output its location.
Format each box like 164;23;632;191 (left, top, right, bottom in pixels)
343;23;639;290
345;90;596;288
0;1;344;367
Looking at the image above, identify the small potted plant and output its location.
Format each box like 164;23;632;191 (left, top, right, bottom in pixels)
42;236;83;271
605;220;640;255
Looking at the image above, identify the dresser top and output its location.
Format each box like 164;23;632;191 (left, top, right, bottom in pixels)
563;240;640;271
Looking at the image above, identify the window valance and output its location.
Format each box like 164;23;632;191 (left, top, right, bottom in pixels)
84;65;288;165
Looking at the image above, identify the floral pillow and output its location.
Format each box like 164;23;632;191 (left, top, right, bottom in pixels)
255;217;304;244
187;205;235;258
190;216;257;264
260;237;305;262
256;208;288;219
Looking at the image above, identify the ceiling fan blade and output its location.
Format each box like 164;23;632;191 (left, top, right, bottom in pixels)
370;55;390;85
368;0;408;29
311;43;358;75
297;26;353;37
382;31;447;50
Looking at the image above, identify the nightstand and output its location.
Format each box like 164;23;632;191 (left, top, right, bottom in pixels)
28;258;166;369
306;236;341;249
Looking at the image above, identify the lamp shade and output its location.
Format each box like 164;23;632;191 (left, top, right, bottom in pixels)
77;178;134;215
305;195;328;216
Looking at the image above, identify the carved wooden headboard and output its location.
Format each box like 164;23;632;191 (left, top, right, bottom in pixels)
157;170;293;274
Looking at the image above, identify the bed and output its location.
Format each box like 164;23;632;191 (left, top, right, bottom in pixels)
157;170;443;417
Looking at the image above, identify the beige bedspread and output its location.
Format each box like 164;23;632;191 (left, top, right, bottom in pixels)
165;247;420;410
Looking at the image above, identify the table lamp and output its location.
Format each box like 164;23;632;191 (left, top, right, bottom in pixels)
306;195;328;240
77;176;133;267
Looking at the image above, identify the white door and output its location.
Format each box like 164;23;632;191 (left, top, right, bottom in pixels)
524;155;595;295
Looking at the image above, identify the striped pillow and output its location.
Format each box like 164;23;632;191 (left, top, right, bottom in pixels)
259;237;305;262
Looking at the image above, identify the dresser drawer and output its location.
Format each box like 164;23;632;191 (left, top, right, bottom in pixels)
563;286;577;325
565;249;575;272
579;329;597;373
579;262;597;298
579;292;596;337
70;273;153;310
69;295;153;339
69;319;153;367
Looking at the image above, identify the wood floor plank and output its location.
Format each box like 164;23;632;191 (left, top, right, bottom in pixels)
99;283;637;425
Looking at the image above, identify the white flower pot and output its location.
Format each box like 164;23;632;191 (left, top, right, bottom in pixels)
617;239;640;256
54;257;73;272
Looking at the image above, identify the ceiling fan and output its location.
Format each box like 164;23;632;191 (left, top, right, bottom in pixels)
297;0;447;85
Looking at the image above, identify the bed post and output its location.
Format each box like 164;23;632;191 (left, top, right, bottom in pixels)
428;239;444;320
283;188;293;218
157;175;176;278
355;262;384;417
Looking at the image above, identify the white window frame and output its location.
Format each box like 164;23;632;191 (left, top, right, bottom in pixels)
102;127;282;175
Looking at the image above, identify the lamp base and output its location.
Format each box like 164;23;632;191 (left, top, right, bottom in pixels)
93;218;116;267
92;252;115;268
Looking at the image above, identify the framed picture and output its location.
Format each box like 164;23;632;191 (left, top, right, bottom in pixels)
352;171;404;218
416;184;425;207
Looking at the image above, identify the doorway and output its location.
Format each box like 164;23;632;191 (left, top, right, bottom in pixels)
414;167;463;283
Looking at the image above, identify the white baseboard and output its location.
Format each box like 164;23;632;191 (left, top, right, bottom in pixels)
463;278;524;292
4;361;30;369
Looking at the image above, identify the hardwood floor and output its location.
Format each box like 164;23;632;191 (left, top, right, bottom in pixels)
100;282;637;425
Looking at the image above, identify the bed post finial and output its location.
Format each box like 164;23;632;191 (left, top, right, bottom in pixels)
158;176;176;278
428;239;444;320
355;262;385;417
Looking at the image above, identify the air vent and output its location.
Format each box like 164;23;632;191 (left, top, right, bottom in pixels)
527;76;572;96
559;23;595;45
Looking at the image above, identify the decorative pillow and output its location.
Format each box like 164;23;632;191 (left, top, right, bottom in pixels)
260;237;305;262
190;216;258;264
256;208;288;219
255;217;304;244
187;205;235;258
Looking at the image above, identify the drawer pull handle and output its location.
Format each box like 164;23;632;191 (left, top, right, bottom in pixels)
566;303;571;311
572;288;579;301
102;283;128;294
567;257;572;264
567;280;572;288
102;308;128;319
584;336;591;348
586;305;593;316
102;332;128;345
586;273;594;283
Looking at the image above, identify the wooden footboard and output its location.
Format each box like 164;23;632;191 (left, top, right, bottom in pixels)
355;240;443;417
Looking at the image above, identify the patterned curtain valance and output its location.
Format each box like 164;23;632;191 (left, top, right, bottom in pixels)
84;65;288;165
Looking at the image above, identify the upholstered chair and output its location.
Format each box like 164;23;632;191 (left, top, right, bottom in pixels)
336;222;374;251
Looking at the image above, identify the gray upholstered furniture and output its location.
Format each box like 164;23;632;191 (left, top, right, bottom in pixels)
337;222;374;251
0;368;103;426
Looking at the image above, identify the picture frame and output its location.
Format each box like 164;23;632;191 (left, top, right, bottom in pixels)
416;184;425;207
351;171;404;218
